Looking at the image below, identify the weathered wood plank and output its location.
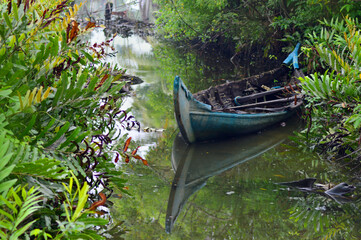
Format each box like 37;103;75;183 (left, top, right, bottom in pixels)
218;94;302;110
234;84;301;105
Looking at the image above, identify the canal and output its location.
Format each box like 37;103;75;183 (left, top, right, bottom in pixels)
82;1;361;239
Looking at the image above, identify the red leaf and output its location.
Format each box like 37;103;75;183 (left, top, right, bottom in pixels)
125;155;130;163
68;21;79;43
88;192;107;211
41;9;48;19
85;21;96;31
131;146;140;155
133;155;143;160
24;0;30;11
94;74;109;90
133;155;148;165
123;137;132;152
114;152;119;163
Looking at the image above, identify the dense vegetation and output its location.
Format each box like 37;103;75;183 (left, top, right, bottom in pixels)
0;0;147;239
154;0;361;59
297;17;361;168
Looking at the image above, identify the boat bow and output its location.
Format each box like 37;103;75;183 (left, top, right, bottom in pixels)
173;76;211;143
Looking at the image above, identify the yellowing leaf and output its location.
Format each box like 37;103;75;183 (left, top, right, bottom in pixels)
29;87;37;106
42;87;52;101
17;91;24;110
24;90;30;108
274;174;285;178
36;86;43;103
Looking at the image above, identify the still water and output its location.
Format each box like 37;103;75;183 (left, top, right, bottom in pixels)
87;20;361;240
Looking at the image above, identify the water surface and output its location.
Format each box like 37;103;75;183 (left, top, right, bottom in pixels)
86;10;361;240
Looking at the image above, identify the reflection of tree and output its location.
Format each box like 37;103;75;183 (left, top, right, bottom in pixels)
263;145;361;239
109;129;176;239
114;37;157;72
132;83;174;129
287;192;361;239
153;42;235;93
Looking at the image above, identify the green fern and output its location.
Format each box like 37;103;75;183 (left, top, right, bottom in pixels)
0;132;17;196
54;174;107;240
12;158;71;180
0;186;42;240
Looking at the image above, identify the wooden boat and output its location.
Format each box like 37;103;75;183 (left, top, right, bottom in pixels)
165;119;300;233
174;44;304;143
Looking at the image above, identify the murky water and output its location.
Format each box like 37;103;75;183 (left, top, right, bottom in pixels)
85;4;361;239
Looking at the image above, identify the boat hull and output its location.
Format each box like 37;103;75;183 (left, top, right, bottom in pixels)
174;76;299;143
190;110;295;141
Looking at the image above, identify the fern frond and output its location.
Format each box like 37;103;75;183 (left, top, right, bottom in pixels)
0;186;41;239
18;87;52;111
0;132;17;195
12;158;71;180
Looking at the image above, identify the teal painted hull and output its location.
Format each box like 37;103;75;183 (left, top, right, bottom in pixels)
174;76;299;143
190;110;295;140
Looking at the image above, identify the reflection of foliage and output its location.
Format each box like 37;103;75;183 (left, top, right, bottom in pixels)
264;143;361;239
153;41;234;92
110;129;361;239
105;122;361;239
288;192;361;239
132;83;174;129
109;129;177;239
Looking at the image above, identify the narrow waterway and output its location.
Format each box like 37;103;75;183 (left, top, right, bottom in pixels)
84;2;361;239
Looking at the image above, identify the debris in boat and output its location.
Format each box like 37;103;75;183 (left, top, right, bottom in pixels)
233;84;301;106
261;85;271;91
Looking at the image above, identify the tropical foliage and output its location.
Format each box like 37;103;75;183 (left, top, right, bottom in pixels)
0;0;146;238
298;16;361;166
154;0;361;55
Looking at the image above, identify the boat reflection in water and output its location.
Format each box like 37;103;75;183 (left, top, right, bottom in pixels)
165;118;301;233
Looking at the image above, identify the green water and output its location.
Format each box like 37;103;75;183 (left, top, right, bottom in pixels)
88;24;361;240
